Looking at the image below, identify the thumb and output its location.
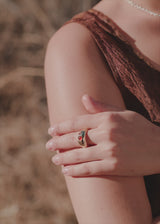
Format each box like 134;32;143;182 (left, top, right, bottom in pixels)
82;94;124;113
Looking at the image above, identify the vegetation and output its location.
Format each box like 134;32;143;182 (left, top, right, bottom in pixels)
0;0;100;223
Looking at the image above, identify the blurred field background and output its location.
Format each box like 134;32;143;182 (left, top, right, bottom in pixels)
0;0;100;223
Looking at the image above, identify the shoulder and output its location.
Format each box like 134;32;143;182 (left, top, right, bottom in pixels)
44;20;126;122
46;21;95;58
44;20;110;80
44;20;119;90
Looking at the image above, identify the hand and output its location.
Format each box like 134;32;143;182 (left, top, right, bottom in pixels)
153;216;160;224
46;94;160;177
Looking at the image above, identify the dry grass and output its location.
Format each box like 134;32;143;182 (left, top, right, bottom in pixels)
0;0;99;223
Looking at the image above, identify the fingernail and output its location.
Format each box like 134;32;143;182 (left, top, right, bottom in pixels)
82;94;89;101
62;167;71;175
52;156;60;165
46;141;54;150
82;94;96;103
48;126;56;135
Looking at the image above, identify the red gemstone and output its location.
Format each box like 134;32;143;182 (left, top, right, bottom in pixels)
78;136;82;140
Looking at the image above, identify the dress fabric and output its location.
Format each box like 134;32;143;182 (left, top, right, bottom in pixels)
62;8;160;218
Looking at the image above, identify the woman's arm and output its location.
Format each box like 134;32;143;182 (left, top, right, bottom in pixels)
47;95;160;177
44;22;152;224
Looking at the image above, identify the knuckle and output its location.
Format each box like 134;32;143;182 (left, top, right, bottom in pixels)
110;158;118;172
108;126;119;142
93;163;101;175
87;149;93;159
70;119;76;131
108;112;116;122
83;163;92;175
108;143;119;157
99;145;108;159
101;113;116;127
71;134;76;144
103;112;116;122
107;112;121;123
74;150;81;163
61;134;70;145
108;128;115;141
102;112;111;124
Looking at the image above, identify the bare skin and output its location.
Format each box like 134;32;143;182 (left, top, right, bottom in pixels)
94;0;160;67
44;0;160;223
126;0;160;12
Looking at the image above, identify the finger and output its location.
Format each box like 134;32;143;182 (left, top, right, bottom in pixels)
152;217;160;224
48;113;102;136
46;128;98;151
52;145;100;165
61;159;115;177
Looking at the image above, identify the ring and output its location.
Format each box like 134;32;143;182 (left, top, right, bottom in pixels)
77;129;88;148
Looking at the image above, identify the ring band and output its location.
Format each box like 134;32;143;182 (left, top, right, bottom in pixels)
77;129;88;148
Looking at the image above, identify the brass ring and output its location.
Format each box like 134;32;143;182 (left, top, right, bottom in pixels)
77;129;88;148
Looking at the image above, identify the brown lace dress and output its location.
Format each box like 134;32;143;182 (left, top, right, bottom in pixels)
62;8;160;218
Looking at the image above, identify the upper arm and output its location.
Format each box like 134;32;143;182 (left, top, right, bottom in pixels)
45;22;126;124
44;23;151;224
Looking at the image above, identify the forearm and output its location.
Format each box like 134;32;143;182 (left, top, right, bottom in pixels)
64;175;152;224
